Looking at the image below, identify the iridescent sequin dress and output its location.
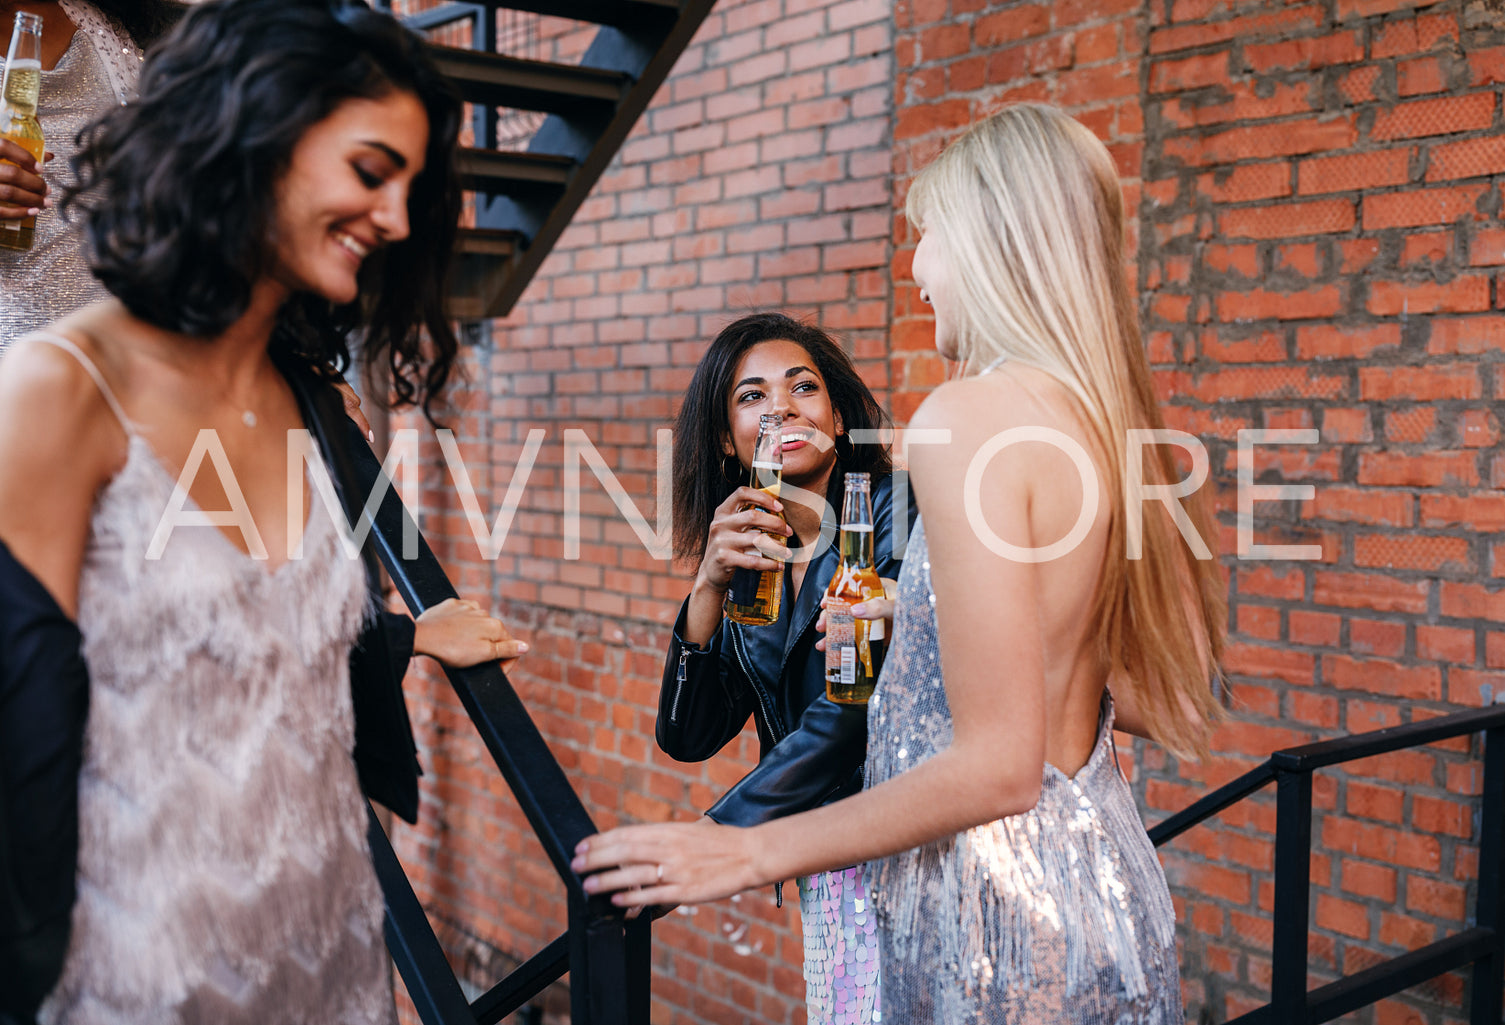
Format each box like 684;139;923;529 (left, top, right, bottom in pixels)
864;518;1181;1024
798;865;881;1023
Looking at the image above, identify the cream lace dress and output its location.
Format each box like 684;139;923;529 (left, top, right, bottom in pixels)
30;333;396;1025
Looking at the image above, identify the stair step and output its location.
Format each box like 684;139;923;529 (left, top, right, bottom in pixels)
455;227;524;258
456;148;573;193
482;0;678;30
427;45;628;116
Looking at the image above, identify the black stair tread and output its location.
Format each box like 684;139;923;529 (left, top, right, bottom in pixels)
456;148;574;191
427;44;629;114
454;227;524;257
480;0;678;30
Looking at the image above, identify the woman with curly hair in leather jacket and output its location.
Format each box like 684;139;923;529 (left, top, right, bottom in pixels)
657;311;916;1025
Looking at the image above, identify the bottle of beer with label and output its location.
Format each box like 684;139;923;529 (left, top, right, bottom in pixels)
0;11;44;252
825;472;885;704
724;414;788;626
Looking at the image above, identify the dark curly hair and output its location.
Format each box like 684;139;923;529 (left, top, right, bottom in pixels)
90;0;187;47
673;312;893;564
66;0;463;415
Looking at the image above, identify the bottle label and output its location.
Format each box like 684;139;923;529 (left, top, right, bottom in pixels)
826;600;855;679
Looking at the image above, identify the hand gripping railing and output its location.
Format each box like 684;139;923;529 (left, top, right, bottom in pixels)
1150;703;1505;1025
340;416;649;1025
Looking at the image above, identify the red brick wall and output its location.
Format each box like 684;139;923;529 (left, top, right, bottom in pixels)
388;2;1505;1024
1135;2;1502;1022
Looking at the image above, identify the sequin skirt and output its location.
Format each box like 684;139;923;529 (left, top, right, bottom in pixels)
799;866;882;1024
866;709;1181;1025
863;519;1179;1024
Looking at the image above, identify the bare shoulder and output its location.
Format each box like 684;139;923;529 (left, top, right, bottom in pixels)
0;323;129;481
909;363;1082;439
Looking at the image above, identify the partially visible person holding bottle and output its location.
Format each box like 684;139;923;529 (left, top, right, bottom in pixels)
0;11;45;252
0;0;185;353
658;311;915;1025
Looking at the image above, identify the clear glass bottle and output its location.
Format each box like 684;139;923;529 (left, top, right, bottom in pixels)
724;413;788;626
0;11;44;252
824;472;885;704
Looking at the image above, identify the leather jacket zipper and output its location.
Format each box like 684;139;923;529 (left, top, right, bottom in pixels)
669;647;692;725
731;626;786;744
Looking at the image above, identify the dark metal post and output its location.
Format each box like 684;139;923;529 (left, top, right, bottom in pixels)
1270;769;1314;1025
568;892;641;1025
1472;725;1504;1025
475;3;498;149
625;912;653;1023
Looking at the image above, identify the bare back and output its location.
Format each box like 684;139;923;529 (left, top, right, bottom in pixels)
906;362;1114;780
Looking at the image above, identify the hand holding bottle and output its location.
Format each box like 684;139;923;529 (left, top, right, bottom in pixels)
814;576;897;650
0;138;46;221
695;485;792;594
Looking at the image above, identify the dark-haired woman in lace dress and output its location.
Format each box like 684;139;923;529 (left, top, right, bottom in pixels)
0;3;524;1021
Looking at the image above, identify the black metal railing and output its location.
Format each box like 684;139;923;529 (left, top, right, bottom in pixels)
341;414;648;1025
1151;703;1505;1025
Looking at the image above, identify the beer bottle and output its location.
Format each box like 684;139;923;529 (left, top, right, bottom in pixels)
824;472;885;704
724;414;788;626
0;12;44;252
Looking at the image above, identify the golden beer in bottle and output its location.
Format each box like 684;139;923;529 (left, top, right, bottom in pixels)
0;12;44;252
825;473;885;704
724;414;788;626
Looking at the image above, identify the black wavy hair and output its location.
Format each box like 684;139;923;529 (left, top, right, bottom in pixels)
673;312;893;564
66;0;463;415
90;0;187;47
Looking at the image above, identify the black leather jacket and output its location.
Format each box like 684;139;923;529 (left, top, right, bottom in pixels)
657;473;916;828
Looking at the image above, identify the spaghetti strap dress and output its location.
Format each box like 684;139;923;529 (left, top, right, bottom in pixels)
26;333;396;1025
863;517;1182;1024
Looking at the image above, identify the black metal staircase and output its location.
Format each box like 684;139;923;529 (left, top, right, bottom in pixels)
376;0;717;320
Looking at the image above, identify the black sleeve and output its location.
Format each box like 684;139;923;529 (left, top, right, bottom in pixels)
349;610;422;825
656;598;756;763
0;542;89;1023
705;695;867;828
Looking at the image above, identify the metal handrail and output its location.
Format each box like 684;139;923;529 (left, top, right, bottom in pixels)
1151;703;1505;1025
337;414;648;1025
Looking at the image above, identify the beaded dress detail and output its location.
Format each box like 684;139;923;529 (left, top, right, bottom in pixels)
29;335;395;1025
798;865;881;1023
864;518;1180;1025
0;3;140;352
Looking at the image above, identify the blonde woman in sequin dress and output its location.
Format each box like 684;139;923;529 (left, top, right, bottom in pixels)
573;103;1226;1025
0;1;184;353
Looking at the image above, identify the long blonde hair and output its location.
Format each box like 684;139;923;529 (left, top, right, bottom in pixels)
906;103;1225;758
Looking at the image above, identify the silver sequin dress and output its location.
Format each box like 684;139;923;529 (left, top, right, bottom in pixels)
29;334;396;1025
0;2;142;353
864;518;1181;1024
